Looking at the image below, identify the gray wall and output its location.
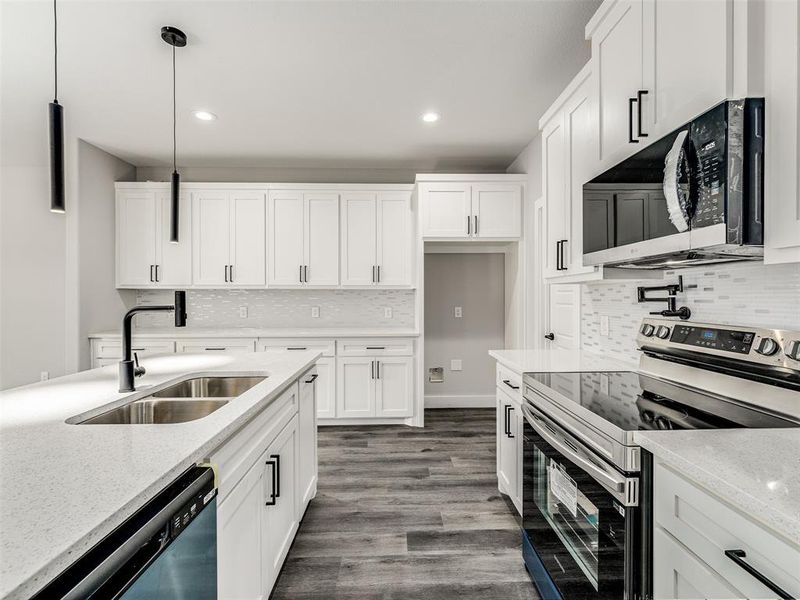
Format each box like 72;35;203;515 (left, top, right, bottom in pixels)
424;253;505;401
75;141;136;370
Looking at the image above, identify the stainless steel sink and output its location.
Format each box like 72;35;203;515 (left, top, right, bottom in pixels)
80;399;230;425
76;375;266;425
149;376;266;399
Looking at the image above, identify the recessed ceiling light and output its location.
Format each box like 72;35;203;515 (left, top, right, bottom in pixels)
193;110;217;121
421;111;440;123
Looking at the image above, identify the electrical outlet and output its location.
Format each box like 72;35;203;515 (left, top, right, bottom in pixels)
239;306;248;319
600;315;610;336
40;371;49;382
311;306;320;318
384;307;392;319
450;359;462;371
454;306;463;318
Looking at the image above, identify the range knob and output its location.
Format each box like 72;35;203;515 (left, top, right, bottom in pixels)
755;337;780;356
785;340;800;361
641;324;655;337
656;325;671;339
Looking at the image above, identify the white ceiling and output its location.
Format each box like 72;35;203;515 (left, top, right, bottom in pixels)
1;0;599;171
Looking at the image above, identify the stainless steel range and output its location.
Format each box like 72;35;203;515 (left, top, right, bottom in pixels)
520;318;800;600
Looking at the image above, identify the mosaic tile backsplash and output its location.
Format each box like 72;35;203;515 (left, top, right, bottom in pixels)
135;289;416;329
582;263;800;363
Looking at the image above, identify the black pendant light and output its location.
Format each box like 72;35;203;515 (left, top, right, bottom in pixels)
161;26;186;244
49;0;65;213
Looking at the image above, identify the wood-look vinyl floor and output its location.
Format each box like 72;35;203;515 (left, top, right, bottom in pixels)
270;408;539;600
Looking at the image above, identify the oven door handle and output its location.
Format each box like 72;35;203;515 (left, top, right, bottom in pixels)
522;404;639;506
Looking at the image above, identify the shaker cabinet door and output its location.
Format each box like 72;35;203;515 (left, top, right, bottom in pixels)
376;192;411;286
229;192;266;286
268;191;305;286
117;192;158;287
192;191;231;286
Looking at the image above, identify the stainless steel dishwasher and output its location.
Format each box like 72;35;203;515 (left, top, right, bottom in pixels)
33;465;217;599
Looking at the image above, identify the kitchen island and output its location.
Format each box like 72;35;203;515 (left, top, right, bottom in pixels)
0;350;320;600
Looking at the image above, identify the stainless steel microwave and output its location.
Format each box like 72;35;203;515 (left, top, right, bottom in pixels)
583;98;765;269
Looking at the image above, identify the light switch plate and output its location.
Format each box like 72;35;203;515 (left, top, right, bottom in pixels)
311;306;320;318
600;315;610;336
454;306;463;318
384;307;392;319
239;306;248;319
450;359;462;371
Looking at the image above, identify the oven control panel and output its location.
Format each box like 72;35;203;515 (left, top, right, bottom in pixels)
669;325;755;354
637;318;800;370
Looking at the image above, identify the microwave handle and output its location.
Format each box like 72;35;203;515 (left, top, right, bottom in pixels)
522;403;638;506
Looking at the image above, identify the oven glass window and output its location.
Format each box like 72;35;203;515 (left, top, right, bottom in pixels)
534;446;600;590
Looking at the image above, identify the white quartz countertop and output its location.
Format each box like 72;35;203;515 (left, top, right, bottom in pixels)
489;348;637;374
89;327;420;339
0;351;320;600
635;428;800;544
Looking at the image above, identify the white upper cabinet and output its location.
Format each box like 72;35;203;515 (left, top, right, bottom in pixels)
588;0;733;168
341;191;412;287
419;178;523;240
268;191;339;287
541;112;567;278
642;0;731;139
590;0;644;166
764;0;800;264
116;189;191;288
472;184;522;238
419;182;472;238
192;189;266;287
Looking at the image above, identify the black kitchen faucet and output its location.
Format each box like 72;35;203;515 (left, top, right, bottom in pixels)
119;291;187;392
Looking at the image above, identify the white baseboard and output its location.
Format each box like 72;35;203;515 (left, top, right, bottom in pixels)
424;394;495;408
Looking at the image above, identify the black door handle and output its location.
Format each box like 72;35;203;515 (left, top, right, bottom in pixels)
150;265;154;282
502;379;520;391
265;458;277;506
507;406;515;438
270;454;281;498
555;241;562;270
229;264;234;283
503;404;510;436
377;265;380;283
637;90;648;138
305;373;319;384
724;550;792;599
224;265;229;283
559;239;568;270
628;97;640;144
467;215;471;235
544;333;555;341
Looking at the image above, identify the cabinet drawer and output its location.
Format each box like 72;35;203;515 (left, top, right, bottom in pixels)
91;338;175;359
496;363;522;399
337;338;414;356
654;461;800;598
258;338;335;357
653;527;744;600
209;381;298;505
175;338;256;353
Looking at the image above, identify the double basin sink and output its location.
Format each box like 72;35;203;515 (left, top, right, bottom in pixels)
78;376;266;425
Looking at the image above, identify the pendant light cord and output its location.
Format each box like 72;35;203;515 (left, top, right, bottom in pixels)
172;44;176;173
53;0;58;102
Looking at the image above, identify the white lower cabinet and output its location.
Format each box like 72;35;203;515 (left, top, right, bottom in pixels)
298;369;318;510
337;355;413;418
653;461;800;600
496;388;521;514
215;379;315;600
262;416;299;594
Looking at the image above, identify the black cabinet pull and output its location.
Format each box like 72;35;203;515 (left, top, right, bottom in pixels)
204;347;226;351
366;346;385;350
287;347;307;351
474;215;478;235
265;458;277;506
628;97;640;143
299;265;303;283
149;265;155;282
224;265;229;283
303;265;308;283
377;360;380;379
506;406;515;438
467;215;471;235
504;404;512;436
271;454;281;498
372;265;376;283
555;241;561;270
561;239;568;270
154;264;160;282
544;333;555;341
377;265;380;283
371;360;375;380
637;90;648;138
229;264;234;283
724;550;792;599
502;379;520;391
305;373;319;384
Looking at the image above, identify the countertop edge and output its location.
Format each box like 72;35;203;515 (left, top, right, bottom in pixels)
88;329;420;339
635;432;800;547
5;352;321;600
